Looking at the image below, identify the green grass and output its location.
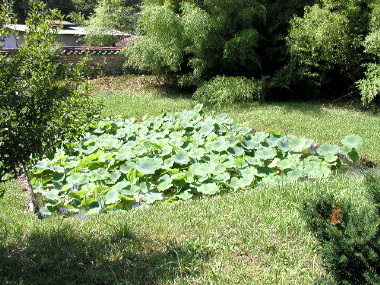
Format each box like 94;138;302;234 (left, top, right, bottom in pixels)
94;75;380;165
4;175;368;284
1;74;379;284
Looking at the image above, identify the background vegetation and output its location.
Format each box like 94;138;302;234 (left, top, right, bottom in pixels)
12;0;99;22
124;0;380;105
84;0;140;46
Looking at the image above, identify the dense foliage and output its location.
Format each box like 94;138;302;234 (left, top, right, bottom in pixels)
124;0;312;101
30;105;361;216
193;76;263;107
302;172;380;284
12;0;100;22
84;0;140;46
0;2;98;182
288;0;380;104
124;0;379;105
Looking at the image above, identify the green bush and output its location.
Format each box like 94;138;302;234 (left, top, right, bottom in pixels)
193;76;262;107
0;1;99;182
287;0;380;104
357;2;380;105
124;0;312;99
301;172;380;284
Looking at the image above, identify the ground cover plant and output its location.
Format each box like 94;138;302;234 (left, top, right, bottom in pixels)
30;105;362;216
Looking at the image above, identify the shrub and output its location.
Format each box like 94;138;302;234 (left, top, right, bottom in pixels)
287;1;380;104
124;0;312;99
0;1;99;182
301;172;380;284
193;76;262;107
357;2;380;105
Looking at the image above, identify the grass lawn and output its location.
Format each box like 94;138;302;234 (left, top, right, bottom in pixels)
1;74;379;284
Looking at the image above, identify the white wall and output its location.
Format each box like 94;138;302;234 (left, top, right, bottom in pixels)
0;33;24;49
1;33;83;48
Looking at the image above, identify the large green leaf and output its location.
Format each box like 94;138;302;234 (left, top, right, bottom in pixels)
255;148;277;160
135;158;163;175
176;190;193;200
157;175;173;191
197;183;220;195
342;135;363;149
66;173;89;185
173;150;190;165
145;192;164;204
317;144;341;155
104;189;120;205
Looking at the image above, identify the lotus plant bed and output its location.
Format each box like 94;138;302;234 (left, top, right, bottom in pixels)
30;105;362;216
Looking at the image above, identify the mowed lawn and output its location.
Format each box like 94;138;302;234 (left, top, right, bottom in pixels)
0;74;379;284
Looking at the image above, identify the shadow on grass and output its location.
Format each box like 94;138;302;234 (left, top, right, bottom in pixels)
0;222;206;285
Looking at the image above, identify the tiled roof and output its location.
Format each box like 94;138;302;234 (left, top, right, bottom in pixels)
0;46;124;55
62;46;123;55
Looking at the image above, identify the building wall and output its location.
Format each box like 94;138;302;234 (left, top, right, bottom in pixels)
1;33;83;48
59;35;84;47
1;34;24;49
62;53;127;76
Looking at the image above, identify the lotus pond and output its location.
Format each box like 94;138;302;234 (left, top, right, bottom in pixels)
30;105;362;216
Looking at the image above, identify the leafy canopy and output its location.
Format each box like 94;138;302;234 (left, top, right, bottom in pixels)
85;0;139;46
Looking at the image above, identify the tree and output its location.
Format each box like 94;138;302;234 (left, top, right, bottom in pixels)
357;1;380;105
0;1;99;182
12;0;99;23
84;0;140;46
124;0;312;104
287;0;379;104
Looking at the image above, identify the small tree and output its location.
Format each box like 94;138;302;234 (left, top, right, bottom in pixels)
85;0;139;46
0;1;99;182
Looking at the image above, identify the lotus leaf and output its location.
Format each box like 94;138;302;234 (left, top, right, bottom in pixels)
199;125;214;136
342;134;363;149
173;150;190;165
188;148;205;159
197;183;219;195
176;190;193;200
134;158;163;175
227;146;244;157
67;173;89;185
92;168;109;181
193;104;203;112
157;175;173;191
145;192;164;204
255;147;277;160
317;144;341;155
103;189;120;205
